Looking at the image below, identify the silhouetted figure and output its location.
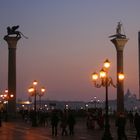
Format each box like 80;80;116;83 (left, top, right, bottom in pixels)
7;25;21;38
127;111;134;127
97;111;104;129
116;112;127;140
38;110;46;127
51;111;59;136
61;111;68;136
134;113;140;140
6;25;28;39
86;112;95;129
109;21;126;38
30;110;37;127
67;112;76;135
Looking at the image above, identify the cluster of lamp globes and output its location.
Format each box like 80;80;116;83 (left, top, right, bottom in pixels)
28;80;46;97
91;59;124;84
0;89;14;103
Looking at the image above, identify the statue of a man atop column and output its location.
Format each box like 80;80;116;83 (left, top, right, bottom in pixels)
116;22;122;35
109;22;126;39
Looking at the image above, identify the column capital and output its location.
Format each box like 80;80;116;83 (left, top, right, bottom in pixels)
4;36;21;49
111;38;128;51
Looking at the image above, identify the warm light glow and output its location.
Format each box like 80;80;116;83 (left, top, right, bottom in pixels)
28;87;34;93
41;87;45;93
4;101;7;104
100;68;106;78
28;81;46;98
103;59;110;69
92;72;98;81
5;89;8;93
33;80;38;86
118;73;125;80
25;101;31;104
4;94;7;98
10;94;14;98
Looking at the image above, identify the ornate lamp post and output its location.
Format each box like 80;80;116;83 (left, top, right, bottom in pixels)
91;59;124;140
28;80;45;126
3;89;9;121
1;89;14;122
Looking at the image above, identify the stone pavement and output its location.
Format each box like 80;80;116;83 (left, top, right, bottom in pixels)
0;118;137;140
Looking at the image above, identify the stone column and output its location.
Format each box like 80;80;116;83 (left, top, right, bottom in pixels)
4;36;21;118
138;32;140;99
111;38;128;112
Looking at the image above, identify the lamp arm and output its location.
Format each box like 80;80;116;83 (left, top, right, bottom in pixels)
108;77;116;88
94;82;103;88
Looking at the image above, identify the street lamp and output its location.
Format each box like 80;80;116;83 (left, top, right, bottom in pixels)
0;89;14;122
91;59;124;140
28;80;45;127
3;89;8;122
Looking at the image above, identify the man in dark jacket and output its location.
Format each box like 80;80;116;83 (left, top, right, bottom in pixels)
51;110;59;136
116;112;127;140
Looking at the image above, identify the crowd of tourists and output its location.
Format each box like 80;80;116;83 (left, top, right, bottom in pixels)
1;107;140;139
19;108;76;136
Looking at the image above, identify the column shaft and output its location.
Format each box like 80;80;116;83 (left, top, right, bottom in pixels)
4;36;20;118
111;38;128;113
8;48;16;114
117;50;124;112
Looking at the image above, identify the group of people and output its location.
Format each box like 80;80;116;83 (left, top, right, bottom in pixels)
85;108;140;140
51;109;76;136
115;111;140;140
86;108;104;129
128;111;140;140
19;107;140;139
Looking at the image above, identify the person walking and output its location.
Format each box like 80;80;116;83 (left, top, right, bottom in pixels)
60;110;68;136
134;112;140;140
67;111;76;135
51;110;59;136
128;111;134;127
116;112;127;140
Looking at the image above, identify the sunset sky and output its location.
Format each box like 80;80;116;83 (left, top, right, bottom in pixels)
0;0;140;101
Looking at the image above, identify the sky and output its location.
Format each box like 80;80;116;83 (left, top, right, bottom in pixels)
0;0;140;102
